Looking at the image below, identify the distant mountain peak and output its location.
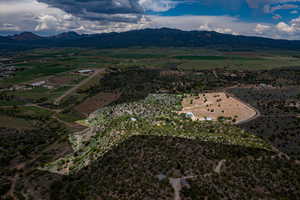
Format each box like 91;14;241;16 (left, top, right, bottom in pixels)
10;32;43;41
1;28;300;51
53;31;81;39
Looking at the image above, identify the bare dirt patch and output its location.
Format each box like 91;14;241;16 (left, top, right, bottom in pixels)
179;92;257;124
75;92;121;115
48;76;76;85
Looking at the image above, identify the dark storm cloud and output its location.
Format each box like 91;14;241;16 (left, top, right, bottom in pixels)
37;0;143;20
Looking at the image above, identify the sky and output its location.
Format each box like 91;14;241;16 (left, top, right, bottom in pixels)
1;0;300;39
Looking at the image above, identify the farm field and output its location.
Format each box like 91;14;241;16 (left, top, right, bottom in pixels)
74;92;121;116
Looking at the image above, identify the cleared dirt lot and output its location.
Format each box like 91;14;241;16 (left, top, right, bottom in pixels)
179;92;257;123
48;74;83;86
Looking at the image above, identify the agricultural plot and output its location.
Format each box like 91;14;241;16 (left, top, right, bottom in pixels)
75;92;121;116
2;86;73;105
48;73;85;86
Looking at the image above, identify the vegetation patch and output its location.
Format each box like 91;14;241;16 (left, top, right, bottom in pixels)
111;53;164;59
40;94;272;175
173;55;264;61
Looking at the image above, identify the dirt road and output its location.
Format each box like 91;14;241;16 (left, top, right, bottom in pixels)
224;92;261;125
54;69;106;105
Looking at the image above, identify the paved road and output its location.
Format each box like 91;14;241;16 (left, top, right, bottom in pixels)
54;69;105;105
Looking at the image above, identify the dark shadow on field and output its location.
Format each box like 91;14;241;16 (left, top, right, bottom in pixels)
17;135;300;200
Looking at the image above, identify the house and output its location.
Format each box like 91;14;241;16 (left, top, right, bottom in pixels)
43;85;54;89
29;81;46;87
199;117;213;121
130;117;137;122
77;69;94;74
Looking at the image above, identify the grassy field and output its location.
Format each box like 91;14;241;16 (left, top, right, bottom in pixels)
2;47;300;87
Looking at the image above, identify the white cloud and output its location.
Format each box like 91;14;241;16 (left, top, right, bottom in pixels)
0;0;68;33
199;23;238;35
264;3;298;13
138;0;177;12
255;24;271;34
0;0;150;34
290;10;298;14
35;15;59;31
1;0;300;40
0;23;20;31
149;15;257;36
276;22;296;32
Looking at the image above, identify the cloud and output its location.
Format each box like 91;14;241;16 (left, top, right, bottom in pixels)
275;16;300;34
0;23;20;31
290;10;299;14
33;0;176;33
149;15;258;35
1;0;300;40
0;0;67;33
255;24;271;34
264;3;298;13
246;0;300;15
276;21;296;32
0;0;151;35
138;0;178;12
38;0;142;14
148;14;300;39
35;15;60;31
199;23;239;35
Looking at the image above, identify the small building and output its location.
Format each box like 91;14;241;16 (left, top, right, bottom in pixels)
77;69;94;74
199;117;213;121
130;117;137;122
13;85;26;90
43;85;54;89
29;81;46;87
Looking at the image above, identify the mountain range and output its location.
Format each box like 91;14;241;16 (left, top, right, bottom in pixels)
1;28;300;51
